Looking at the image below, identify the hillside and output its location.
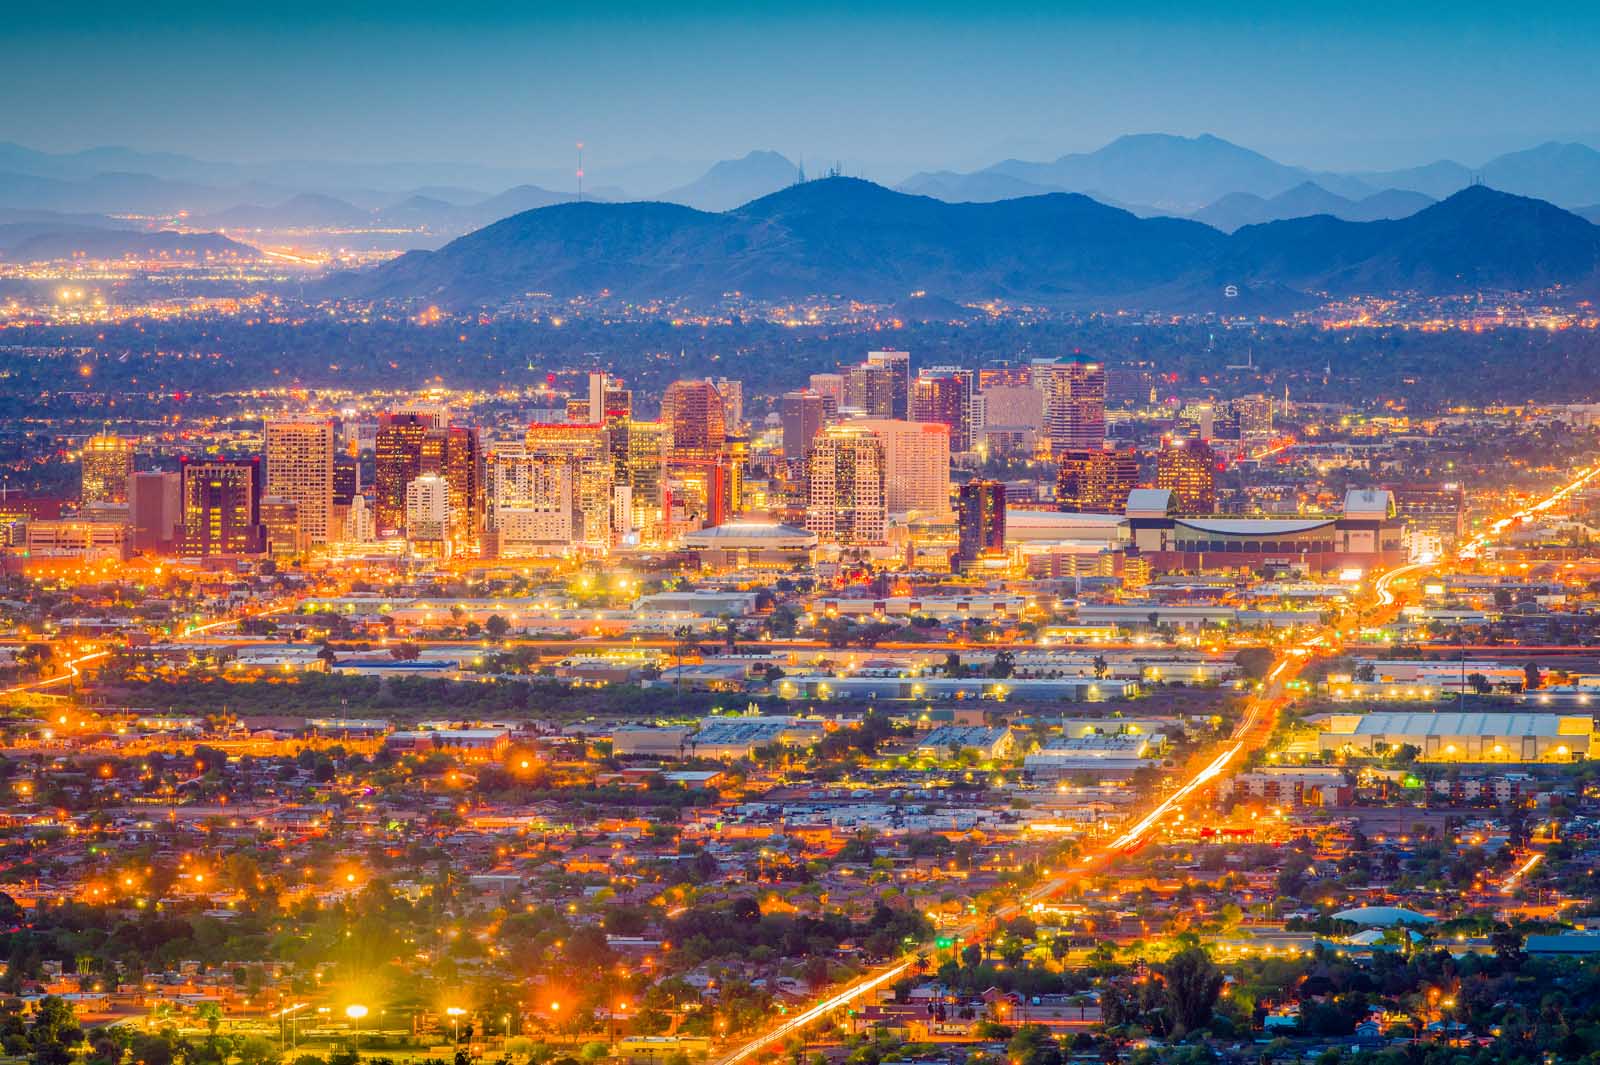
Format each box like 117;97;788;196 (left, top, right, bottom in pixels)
337;179;1600;307
1222;186;1600;292
339;178;1227;306
0;226;256;262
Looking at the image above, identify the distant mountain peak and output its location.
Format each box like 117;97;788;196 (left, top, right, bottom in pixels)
660;151;802;212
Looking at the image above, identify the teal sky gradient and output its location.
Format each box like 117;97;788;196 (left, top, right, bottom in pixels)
5;1;1598;179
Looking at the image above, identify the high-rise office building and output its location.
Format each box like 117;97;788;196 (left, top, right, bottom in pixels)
128;471;180;554
850;419;951;516
524;422;614;552
388;403;448;428
1038;356;1106;455
1057;449;1139;514
586;371;632;423
845;362;896;417
865;350;911;419
611;418;662;540
1229;394;1275;435
807;426;887;546
661;380;727;458
711;377;745;434
261;496;303;556
179;458;264;557
431;425;483;554
808;373;844;417
912;371;973;452
780;390;827;471
405;474;450;544
486;441;581;555
956;480;1007;566
1156;437;1218;515
333;454;360;505
662;380;739;531
264;418;335;546
81;433;135;505
374;412;430;536
1105;367;1157;409
978;364;1031;390
979;385;1044;430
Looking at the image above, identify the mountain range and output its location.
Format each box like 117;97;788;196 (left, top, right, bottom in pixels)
335;179;1600;310
1191;183;1437;233
896;134;1600;214
4;133;1600;247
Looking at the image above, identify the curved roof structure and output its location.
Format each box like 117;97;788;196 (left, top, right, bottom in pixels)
681;522;817;547
1174;517;1334;535
1332;906;1436;927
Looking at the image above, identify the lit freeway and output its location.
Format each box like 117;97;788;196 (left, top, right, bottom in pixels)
711;460;1600;1065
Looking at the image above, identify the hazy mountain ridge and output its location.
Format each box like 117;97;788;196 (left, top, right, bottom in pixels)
336;179;1600;309
900;134;1600;210
1192;182;1437;232
6;134;1600;242
658;151;804;211
0;225;255;261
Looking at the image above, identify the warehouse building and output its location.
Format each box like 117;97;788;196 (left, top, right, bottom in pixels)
1314;712;1593;762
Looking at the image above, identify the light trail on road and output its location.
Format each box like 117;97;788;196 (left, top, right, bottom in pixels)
2;650;109;694
711;458;1600;1065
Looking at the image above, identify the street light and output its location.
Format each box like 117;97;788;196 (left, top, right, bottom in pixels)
611;1001;629;1046
346;1005;368;1050
446;1007;466;1045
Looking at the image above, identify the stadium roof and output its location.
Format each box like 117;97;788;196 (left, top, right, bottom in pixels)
1333;906;1436;927
1175;518;1334;535
682;522;816;544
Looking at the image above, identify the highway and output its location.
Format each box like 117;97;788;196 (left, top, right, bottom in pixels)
713;640;1308;1065
1;599;299;696
710;461;1600;1065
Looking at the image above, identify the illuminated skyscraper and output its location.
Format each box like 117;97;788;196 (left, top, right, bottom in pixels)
710;377;745;434
1156;437;1218;514
81;433;135;505
956;480;1006;565
585;371;633;424
661;380;727;458
179;458;264;557
808;373;844;417
622;420;669;541
780;390;827;471
844;362;896;417
1038;355;1106;455
486;441;582;555
264;418;335;545
431;425;483;554
807;426;887;546
128;471;180;554
405;473;450;544
662;380;739;530
261;496;303;556
912;370;973;452
850;419;951;516
333;455;359;506
374;412;430;536
865;350;911;419
1057;449;1139;514
1229;394;1275;435
524;422;614;552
